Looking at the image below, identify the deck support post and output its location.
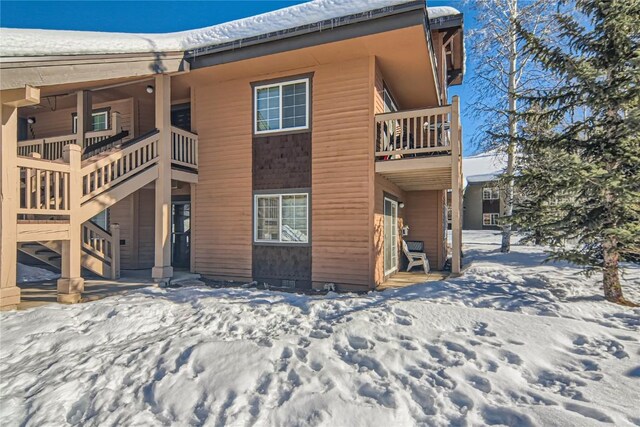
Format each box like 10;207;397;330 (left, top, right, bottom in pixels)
0;103;20;310
111;223;121;280
450;96;462;275
57;144;84;303
152;74;173;282
1;86;40;310
76;90;92;149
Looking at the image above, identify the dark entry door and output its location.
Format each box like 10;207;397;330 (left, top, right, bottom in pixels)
171;202;191;269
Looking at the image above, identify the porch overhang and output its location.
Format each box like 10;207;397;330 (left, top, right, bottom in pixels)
0;52;189;91
375;156;453;191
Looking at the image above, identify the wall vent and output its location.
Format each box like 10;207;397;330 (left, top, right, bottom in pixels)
281;279;296;288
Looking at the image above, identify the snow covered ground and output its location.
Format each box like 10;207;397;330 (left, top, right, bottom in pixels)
1;231;639;426
16;264;59;283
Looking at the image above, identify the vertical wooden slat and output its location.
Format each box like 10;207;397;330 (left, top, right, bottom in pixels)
25;167;32;209
63;173;69;210
54;171;60;210
35;169;41;209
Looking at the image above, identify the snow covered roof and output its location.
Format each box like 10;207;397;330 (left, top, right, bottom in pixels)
427;6;462;20
0;1;462;58
463;150;507;187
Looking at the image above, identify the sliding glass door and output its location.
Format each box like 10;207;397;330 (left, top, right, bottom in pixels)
384;197;398;275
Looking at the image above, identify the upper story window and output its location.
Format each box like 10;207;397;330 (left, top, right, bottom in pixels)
483;187;500;200
254;78;309;134
73;110;109;134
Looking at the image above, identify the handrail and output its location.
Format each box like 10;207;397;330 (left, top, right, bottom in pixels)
82;130;129;160
374;105;452;121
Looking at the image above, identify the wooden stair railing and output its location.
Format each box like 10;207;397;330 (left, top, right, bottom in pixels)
81;222;120;279
17;111;123;160
80;130;160;204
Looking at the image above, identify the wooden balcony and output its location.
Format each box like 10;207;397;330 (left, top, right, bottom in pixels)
375;100;461;191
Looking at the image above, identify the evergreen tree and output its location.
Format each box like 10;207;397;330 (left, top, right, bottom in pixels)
514;0;640;304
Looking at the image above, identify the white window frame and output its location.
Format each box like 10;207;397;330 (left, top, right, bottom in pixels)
73;111;109;134
483;187;500;200
483;213;499;226
254;78;310;135
254;193;309;244
383;197;399;276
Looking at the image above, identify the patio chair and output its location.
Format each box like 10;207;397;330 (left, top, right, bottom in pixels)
402;240;430;274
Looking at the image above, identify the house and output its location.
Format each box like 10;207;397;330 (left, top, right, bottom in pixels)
0;0;465;309
462;150;507;230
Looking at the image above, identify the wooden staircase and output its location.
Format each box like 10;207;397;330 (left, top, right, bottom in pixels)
15;126;198;279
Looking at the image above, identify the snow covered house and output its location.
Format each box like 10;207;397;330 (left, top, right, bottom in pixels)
0;0;465;309
462;151;507;230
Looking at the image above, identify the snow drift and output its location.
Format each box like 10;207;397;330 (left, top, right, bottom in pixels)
1;231;638;426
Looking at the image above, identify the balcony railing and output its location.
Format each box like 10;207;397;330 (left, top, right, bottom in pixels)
17;111;123;160
171;126;198;169
375;105;455;161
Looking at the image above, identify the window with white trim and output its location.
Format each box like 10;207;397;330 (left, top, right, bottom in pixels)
255;193;308;243
483;187;500;200
254;78;309;134
483;213;499;226
73;111;109;133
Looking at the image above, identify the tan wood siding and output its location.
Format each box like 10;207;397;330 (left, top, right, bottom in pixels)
23;98;134;140
108;188;156;270
108;194;135;269
403;190;446;269
192;79;253;281
137;189;155;268
136;97;155;136
311;57;373;290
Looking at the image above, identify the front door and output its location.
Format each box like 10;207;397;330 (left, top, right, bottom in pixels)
171;202;191;269
384;197;398;275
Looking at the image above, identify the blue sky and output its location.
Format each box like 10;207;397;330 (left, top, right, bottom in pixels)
1;1;479;155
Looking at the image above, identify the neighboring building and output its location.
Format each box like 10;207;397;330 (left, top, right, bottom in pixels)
462;151;507;230
0;0;465;309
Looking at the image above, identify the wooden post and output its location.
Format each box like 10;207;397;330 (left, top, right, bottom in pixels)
57;144;84;303
0;103;20;310
190;183;196;273
76;91;85;148
111;111;122;134
0;86;39;309
450;96;462;275
152;74;173;282
111;223;121;279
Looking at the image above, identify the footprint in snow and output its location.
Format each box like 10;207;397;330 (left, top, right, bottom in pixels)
347;335;374;350
449;389;474;412
294;347;308;363
572;335;629;359
564;402;614;423
481;405;535;427
467;374;492;393
473;322;497;337
357;382;397;409
534;370;588;401
499;349;523;366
